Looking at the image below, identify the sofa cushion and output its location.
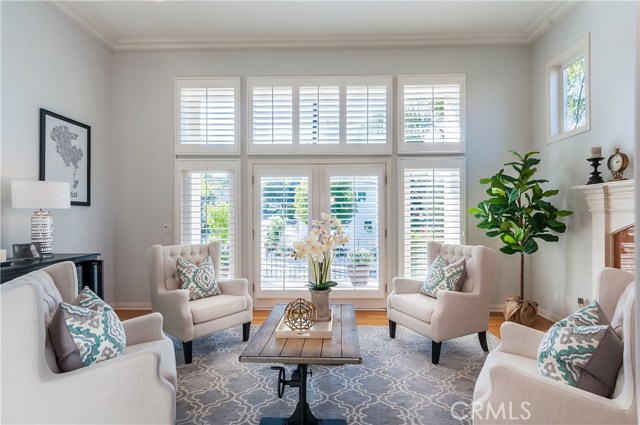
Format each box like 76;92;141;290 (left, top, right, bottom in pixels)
420;254;466;298
389;293;436;323
49;288;126;372
189;294;248;324
537;302;623;398
177;256;221;301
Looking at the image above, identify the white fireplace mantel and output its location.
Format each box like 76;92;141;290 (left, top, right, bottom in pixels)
572;179;635;296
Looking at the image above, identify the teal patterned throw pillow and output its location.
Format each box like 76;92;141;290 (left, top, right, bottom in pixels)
420;254;466;298
177;256;221;301
50;287;126;371
537;301;623;397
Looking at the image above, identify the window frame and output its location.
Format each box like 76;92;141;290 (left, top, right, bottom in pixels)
250;159;389;300
174;159;242;278
397;74;466;154
397;157;466;279
247;76;392;155
175;77;241;155
546;33;591;144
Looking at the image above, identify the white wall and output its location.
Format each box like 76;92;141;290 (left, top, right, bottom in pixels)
112;46;531;308
0;1;115;302
531;1;637;320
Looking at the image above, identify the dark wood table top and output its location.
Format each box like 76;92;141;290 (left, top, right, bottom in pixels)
239;303;362;365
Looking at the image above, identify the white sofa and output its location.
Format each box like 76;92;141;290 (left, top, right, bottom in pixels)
0;261;176;424
387;241;497;364
473;267;637;424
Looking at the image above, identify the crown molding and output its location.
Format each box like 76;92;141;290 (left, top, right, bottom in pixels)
47;0;578;53
523;0;581;43
46;0;115;49
113;32;531;52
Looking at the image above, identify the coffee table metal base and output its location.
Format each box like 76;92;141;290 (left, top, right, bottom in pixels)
259;419;346;425
258;364;347;425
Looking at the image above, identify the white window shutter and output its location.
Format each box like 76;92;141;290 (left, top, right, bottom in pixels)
175;78;240;154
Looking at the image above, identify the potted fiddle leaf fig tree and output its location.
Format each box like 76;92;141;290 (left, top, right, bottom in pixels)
468;151;572;326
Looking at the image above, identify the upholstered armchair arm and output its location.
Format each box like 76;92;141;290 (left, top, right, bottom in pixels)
475;362;629;425
218;278;250;297
45;350;175;424
122;312;165;346
390;277;424;295
497;321;545;359
153;289;193;339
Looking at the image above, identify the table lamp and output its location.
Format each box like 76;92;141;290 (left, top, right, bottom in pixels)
11;180;71;256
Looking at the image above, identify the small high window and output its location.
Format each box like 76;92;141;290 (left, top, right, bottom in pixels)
547;34;590;143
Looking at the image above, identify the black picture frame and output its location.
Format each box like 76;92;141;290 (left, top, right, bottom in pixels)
12;243;43;261
39;108;91;206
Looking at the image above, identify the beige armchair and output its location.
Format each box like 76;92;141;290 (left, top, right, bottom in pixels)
147;241;253;363
1;262;176;424
473;267;636;425
387;241;496;364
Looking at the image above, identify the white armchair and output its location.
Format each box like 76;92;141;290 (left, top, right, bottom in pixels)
147;241;253;363
387;242;497;364
473;267;637;424
1;261;176;424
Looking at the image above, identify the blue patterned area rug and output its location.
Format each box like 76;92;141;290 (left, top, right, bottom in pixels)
173;326;499;425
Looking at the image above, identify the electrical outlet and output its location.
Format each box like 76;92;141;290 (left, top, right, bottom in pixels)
577;297;585;308
163;223;172;233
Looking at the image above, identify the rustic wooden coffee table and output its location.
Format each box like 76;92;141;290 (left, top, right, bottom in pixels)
239;303;362;425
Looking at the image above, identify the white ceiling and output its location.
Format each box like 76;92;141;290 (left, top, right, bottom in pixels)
50;1;579;51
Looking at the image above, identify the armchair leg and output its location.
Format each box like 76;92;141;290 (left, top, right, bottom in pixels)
242;322;251;342
431;341;442;364
388;320;397;338
183;341;192;364
478;331;489;352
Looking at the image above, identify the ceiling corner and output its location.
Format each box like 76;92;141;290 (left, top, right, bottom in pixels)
524;0;582;44
46;0;116;50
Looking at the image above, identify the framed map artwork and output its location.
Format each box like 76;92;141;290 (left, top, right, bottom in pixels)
39;109;91;206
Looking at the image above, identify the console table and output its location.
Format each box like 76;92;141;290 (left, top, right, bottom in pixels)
1;253;103;299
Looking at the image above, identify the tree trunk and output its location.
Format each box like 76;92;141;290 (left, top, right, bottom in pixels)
520;253;524;300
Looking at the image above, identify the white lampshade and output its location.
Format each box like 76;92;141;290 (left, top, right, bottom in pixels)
11;180;71;209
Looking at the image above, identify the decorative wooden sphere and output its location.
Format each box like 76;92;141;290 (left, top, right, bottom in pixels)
284;298;317;331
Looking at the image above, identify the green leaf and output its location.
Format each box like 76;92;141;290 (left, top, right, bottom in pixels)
556;210;573;217
468;207;483;215
523;239;539;254
486;230;501;237
479;178;493;185
491;187;505;196
535;234;559;242
500;245;519;255
501;234;517;244
542;190;559;197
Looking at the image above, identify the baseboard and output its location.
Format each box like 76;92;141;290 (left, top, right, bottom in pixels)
113;302;151;310
490;303;504;312
536;307;562;323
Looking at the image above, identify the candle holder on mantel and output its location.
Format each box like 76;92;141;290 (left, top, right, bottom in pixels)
586;157;605;185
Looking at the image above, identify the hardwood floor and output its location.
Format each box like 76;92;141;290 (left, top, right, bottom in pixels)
116;309;554;339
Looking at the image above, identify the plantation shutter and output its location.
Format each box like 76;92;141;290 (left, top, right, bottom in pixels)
177;161;239;279
299;85;340;145
251;84;293;145
258;173;310;290
400;159;463;279
399;75;465;153
175;78;239;154
329;173;381;288
345;82;388;144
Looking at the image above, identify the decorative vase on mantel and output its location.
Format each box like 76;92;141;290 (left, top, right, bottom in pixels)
309;288;332;322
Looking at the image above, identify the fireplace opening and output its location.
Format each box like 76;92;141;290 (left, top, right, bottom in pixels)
613;225;635;272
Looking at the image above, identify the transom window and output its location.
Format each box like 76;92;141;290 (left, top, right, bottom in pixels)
247;77;392;154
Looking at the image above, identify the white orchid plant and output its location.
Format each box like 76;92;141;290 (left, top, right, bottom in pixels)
292;213;350;290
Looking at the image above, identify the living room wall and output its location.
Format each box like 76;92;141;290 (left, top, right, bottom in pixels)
530;1;637;319
0;1;115;302
111;46;531;308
